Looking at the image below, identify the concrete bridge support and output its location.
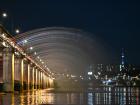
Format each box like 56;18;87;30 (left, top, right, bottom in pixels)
3;48;15;92
35;69;38;89
40;71;42;89
32;67;35;90
2;49;51;92
23;62;28;89
36;69;38;89
43;74;47;89
14;57;20;82
20;59;24;91
14;56;25;91
27;64;30;91
38;71;41;89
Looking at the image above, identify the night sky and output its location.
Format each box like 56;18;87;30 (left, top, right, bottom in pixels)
0;0;140;65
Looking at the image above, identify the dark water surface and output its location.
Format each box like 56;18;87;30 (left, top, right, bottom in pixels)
0;87;140;105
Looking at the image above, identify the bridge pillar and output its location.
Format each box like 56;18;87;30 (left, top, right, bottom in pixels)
36;69;39;89
14;56;25;91
41;72;43;89
42;73;44;89
40;72;42;89
27;64;30;91
43;73;46;89
30;66;34;89
3;48;15;92
44;74;47;89
14;56;20;86
35;68;38;89
32;67;35;90
23;61;28;90
42;72;44;89
49;78;54;88
46;77;49;88
38;71;41;89
20;58;24;91
46;76;48;88
47;77;50;88
43;75;45;89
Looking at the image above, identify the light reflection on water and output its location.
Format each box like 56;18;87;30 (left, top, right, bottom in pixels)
0;87;139;105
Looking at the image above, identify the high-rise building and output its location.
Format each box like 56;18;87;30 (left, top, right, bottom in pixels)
120;48;125;71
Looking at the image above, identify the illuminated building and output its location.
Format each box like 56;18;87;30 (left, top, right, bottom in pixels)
120;48;125;72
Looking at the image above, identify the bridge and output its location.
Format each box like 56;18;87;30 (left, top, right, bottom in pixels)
0;25;54;92
0;25;109;92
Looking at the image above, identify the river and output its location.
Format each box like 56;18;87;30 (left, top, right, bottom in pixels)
0;87;139;105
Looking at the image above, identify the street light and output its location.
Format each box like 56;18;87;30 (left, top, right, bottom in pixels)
15;29;20;34
2;12;7;18
29;46;33;50
0;12;7;25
